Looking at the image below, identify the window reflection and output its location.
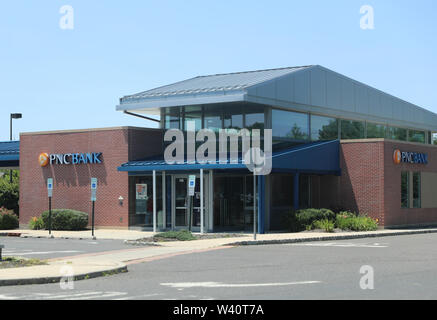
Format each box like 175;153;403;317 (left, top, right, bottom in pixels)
341;120;365;139
311;115;338;141
387;126;407;141
367;123;387;138
408;130;425;144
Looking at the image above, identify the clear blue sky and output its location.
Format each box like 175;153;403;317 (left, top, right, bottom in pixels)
0;0;436;140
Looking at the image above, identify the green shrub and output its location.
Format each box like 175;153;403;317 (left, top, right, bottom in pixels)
335;213;378;231
29;216;45;230
313;219;335;233
154;230;196;241
41;209;88;231
296;208;336;229
281;210;305;232
0;171;19;215
0;212;19;230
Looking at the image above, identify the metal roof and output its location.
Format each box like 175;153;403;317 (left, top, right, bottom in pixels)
0;141;19;167
0;141;19;156
120;66;312;104
117;65;437;131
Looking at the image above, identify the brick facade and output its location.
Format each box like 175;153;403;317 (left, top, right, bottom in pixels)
318;139;437;227
19;127;163;229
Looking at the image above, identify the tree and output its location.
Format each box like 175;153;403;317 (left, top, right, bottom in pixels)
0;170;19;215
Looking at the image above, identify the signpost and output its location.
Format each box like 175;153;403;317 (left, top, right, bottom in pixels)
188;175;196;231
47;178;53;238
91;178;97;240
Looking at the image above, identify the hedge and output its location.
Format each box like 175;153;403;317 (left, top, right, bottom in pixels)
0;213;19;230
41;209;88;231
296;208;336;228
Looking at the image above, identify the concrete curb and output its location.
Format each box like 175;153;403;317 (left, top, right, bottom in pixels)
0;264;128;287
19;235;97;240
0;233;21;237
228;229;437;246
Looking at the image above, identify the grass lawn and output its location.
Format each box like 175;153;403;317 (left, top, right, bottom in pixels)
0;257;47;269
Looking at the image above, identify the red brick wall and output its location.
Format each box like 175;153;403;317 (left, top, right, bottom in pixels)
384;141;437;227
19;127;164;229
319;140;437;228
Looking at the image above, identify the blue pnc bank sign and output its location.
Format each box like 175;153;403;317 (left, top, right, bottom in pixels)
39;152;102;167
393;149;428;165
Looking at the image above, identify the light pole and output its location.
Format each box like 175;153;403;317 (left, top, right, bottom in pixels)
10;113;22;183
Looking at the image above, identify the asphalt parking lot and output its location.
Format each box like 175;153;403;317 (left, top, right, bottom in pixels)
0;233;437;299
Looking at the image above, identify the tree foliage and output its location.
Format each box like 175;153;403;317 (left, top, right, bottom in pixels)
0;170;19;215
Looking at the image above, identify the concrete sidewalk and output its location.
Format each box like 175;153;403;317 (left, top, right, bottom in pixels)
1;227;437;286
0;229;155;240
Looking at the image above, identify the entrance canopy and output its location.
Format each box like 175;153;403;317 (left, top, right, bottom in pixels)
118;140;340;175
0;141;19;169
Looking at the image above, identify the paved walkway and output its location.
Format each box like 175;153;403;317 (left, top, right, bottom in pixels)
1;227;437;286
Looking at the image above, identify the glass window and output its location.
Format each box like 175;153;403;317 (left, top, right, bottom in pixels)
272;109;309;142
433;133;437;145
184;106;202;131
366;123;387;138
387;126;407;141
164;107;181;129
413;172;421;208
132;176;162;228
270;174;294;231
340;120;365;139
401;172;409;209
223;104;243;130
408;130;425;144
310;115;338;141
203;105;223;132
427;131;432;145
245;104;265;131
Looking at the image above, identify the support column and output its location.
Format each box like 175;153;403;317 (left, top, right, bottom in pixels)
293;173;300;211
200;168;204;234
258;175;265;234
153;170;157;233
162;171;166;230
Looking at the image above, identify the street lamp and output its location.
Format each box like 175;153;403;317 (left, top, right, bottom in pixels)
10;113;22;183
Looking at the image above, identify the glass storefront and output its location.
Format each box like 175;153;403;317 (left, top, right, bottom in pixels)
213;174;255;231
129;172;315;232
129;176;163;229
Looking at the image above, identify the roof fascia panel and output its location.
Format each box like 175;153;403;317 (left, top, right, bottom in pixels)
116;92;247;111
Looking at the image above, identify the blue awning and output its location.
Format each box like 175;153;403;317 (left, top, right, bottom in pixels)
118;140;340;175
0;141;19;168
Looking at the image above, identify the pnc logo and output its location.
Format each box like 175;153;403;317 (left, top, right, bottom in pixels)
39;153;49;167
393;149;428;165
393;149;402;165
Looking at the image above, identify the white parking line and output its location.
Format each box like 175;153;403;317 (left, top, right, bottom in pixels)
113;293;163;300
3;250;82;256
289;242;388;248
161;281;321;289
0;291;128;300
66;292;127;300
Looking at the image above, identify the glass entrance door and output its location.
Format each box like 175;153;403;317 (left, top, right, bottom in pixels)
172;174;208;231
175;177;188;227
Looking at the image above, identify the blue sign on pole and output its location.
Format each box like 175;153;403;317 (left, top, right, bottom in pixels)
47;178;53;198
91;178;97;201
